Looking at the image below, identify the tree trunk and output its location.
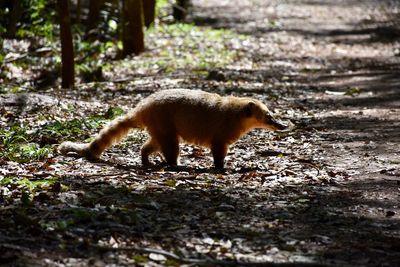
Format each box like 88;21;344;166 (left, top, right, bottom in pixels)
57;0;75;89
121;0;145;57
173;0;189;21
143;0;155;28
6;1;23;38
76;0;81;24
86;0;104;37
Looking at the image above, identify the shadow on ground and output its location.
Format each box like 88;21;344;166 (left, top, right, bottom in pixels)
2;173;400;265
192;0;400;41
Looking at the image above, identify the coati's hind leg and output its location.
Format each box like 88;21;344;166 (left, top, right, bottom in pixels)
211;142;228;169
158;134;180;166
141;138;159;165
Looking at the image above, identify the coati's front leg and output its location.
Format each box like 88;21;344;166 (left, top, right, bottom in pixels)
159;136;179;166
145;130;180;166
211;142;228;169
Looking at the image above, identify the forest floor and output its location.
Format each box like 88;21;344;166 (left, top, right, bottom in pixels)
1;0;400;266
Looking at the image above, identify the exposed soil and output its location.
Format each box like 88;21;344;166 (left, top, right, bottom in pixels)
191;0;400;265
1;0;400;266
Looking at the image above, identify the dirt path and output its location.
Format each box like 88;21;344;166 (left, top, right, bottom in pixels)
193;0;400;265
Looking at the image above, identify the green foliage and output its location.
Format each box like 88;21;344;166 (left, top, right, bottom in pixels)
156;0;170;9
16;0;56;40
40;205;143;231
345;87;361;97
68;208;94;224
0;9;6;36
0;107;125;163
107;19;118;31
0;124;53;163
16;143;52;162
40;219;69;231
117;129;147;149
1;176;59;192
42;107;124;140
156;0;170;18
0;141;52;163
38;208;94;231
75;39;117;81
131;255;149;264
0;52;4;65
1;86;30;94
42;118;98;140
164;179;177;187
0;124;28;146
0;177;58;202
1;0;244;93
165;259;181;266
21;191;32;207
137;24;242;74
104;106;125;119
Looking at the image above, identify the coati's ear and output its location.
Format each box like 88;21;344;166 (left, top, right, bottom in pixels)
244;101;256;117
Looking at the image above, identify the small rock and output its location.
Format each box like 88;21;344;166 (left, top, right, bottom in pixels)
386;210;396;217
207;70;226;81
149;253;166;262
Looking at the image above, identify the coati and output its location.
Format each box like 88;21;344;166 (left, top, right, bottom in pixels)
59;89;287;169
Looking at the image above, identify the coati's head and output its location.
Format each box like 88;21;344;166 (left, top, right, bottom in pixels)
243;100;288;131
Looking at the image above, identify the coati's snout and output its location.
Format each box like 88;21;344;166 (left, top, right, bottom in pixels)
245;101;288;131
265;114;288;131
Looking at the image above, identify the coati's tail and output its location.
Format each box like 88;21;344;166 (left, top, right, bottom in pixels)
58;111;138;159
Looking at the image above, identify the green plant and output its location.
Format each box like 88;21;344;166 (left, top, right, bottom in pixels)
0;124;52;163
0;108;124;163
156;0;170;19
0;176;59;192
41;107;125;140
16;0;56;40
137;24;242;74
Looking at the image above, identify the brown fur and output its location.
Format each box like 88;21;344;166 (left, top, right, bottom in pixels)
58;89;287;169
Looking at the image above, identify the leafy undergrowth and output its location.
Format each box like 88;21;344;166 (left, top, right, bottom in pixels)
0;105;124;163
1;20;244;94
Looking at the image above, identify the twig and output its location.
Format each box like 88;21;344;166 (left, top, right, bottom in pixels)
2;170;143;181
1;172;56;179
263;163;302;178
271;161;321;177
71;171;132;179
4;47;53;63
4;53;28;63
92;244;337;267
300;162;321;177
0;243;27;251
